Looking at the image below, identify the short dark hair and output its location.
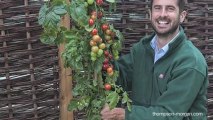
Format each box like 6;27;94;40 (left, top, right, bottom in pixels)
150;0;185;12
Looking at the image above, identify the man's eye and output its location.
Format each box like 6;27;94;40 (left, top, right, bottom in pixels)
168;7;175;11
154;7;161;10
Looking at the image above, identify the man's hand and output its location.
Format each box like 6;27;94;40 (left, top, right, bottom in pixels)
100;104;125;120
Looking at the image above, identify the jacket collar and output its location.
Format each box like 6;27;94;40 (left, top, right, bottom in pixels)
142;26;187;53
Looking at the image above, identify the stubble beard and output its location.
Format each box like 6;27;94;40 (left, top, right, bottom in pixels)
151;16;180;38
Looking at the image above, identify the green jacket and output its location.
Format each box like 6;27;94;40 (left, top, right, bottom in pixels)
115;27;209;120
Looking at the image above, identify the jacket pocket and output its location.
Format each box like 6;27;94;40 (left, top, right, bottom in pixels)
157;73;170;95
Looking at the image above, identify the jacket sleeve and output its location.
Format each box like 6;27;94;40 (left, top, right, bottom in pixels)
125;68;208;120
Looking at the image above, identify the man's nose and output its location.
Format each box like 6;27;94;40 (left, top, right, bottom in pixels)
160;8;168;17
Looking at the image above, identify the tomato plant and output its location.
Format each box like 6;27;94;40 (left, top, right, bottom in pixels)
38;0;132;119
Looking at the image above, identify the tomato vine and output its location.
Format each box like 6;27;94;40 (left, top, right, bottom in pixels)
38;0;131;119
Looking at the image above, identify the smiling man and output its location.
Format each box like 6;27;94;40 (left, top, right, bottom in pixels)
100;0;209;120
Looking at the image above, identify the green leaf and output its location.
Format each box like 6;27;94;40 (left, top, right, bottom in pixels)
122;91;132;111
122;92;129;104
106;91;120;109
40;31;57;45
52;0;65;6
38;4;62;28
51;11;61;23
68;99;78;111
53;5;67;15
38;4;48;25
64;31;78;40
85;24;95;32
110;24;124;43
93;77;98;86
69;1;88;27
127;102;132;111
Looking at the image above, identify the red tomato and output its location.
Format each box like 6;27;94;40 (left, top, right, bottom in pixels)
107;67;113;73
92;35;101;42
104;51;109;57
96;0;103;6
101;24;109;31
110;31;115;39
104;83;111;91
91;29;98;35
91;11;97;16
109;54;113;59
105;29;112;35
102;64;109;71
103;58;109;64
89;19;94;26
90;40;97;46
98;11;103;19
91;14;97;20
108;71;114;76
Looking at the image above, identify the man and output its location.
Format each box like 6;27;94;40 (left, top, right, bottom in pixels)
101;0;209;120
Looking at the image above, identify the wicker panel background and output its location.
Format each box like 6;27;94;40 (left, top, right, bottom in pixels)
0;0;59;120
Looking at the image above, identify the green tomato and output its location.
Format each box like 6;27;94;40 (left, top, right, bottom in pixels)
87;0;94;5
113;50;119;56
91;46;99;53
84;2;88;7
97;49;103;57
112;43;118;48
91;52;97;57
91;56;97;61
114;55;119;60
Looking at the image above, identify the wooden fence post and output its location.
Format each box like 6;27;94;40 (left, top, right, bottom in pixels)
59;0;73;119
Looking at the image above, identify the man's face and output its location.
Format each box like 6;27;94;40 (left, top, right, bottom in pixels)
150;0;184;37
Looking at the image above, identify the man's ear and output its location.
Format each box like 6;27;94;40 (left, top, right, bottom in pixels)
180;10;187;23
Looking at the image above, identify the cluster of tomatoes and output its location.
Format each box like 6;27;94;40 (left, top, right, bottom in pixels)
89;15;106;61
87;0;117;91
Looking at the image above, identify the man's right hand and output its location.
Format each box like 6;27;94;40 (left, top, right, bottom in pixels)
100;104;125;120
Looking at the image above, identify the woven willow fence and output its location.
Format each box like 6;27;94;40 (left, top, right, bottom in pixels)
0;0;213;120
0;0;60;119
